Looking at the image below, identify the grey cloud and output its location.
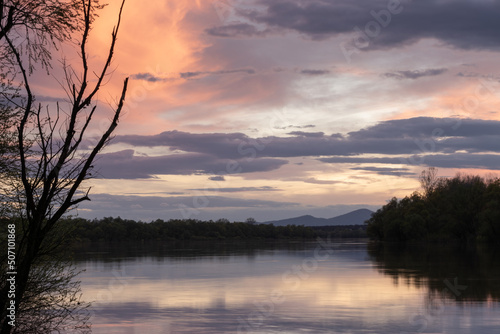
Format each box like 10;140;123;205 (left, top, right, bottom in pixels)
303;178;342;185
287;131;325;137
300;69;330;76
131;73;168;82
123;191;186;196
294;125;316;129
418;153;500;170
456;73;500;82
213;68;256;75
457;72;483;78
188;186;279;193
116;131;348;158
109;117;500;175
347;117;500;140
180;68;256;79
323;154;500;171
115;131;249;157
276;124;317;130
113;117;500;158
319;156;406;164
245;0;366;39
180;72;203;79
383;68;448;80
235;0;500;51
205;23;269;38
208;176;226;181
95;149;288;179
351;166;417;176
436;135;500;153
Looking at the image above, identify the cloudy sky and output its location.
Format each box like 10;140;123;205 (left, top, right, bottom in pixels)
35;0;500;221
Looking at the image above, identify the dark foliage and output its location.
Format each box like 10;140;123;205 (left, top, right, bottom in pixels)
311;225;367;238
366;170;500;244
64;217;317;242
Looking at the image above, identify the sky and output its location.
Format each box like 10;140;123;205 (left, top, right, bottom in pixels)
34;0;500;222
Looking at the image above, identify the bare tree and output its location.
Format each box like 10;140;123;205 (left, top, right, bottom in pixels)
0;0;100;71
245;217;257;225
0;96;19;218
0;0;128;333
419;167;440;196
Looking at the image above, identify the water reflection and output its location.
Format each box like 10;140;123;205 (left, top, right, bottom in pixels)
367;242;500;302
73;240;500;333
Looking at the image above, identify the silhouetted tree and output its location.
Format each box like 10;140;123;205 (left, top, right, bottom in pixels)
419;166;440;196
245;217;257;225
0;0;128;333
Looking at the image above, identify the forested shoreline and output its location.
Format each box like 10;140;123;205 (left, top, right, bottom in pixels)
366;169;500;244
30;217;366;243
67;217;315;241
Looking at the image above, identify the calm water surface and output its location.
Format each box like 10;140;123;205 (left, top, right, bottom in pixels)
74;240;500;333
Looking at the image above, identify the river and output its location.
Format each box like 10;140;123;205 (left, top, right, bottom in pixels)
73;239;500;333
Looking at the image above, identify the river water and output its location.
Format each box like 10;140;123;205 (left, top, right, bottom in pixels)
73;239;500;333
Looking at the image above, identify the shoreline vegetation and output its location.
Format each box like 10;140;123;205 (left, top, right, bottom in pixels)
366;168;500;245
9;217;367;244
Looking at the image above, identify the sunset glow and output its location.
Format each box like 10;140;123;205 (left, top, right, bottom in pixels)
29;0;500;221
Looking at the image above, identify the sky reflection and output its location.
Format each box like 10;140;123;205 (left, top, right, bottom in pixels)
75;241;499;333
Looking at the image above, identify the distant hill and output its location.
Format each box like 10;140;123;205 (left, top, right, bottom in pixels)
262;208;374;227
326;209;374;225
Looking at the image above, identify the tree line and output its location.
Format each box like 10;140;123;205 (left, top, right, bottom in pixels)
4;217;367;244
366;168;500;244
55;217;317;242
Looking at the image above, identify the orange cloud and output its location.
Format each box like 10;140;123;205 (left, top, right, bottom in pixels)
388;79;500;122
91;0;210;73
76;0;221;134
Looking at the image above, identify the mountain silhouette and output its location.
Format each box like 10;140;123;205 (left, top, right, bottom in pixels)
262;208;374;226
